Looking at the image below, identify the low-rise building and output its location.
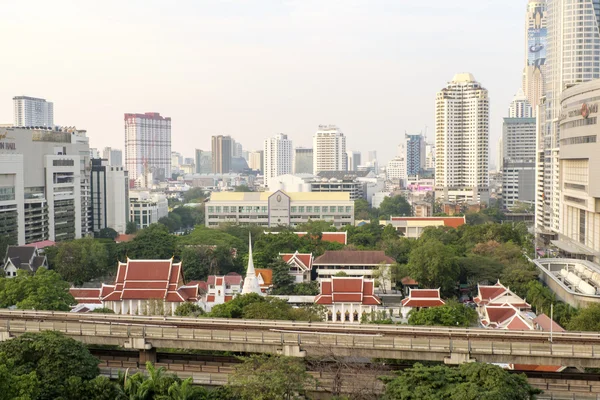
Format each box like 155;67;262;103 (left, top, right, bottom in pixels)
280;252;313;283
255;268;273;293
201;273;243;311
70;258;201;315
385;216;466;238
2;245;47;277
312;250;395;291
315;276;381;323
400;288;445;319
205;190;354;228
129;190;168;229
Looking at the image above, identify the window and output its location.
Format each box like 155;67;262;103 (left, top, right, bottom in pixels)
223;206;229;213
314;206;320;212
327;311;333;321
344;311;350;322
336;311;342;321
208;206;214;213
215;206;221;213
299;206;304;213
346;206;352;213
338;206;344;213
307;206;313;213
330;206;336;212
353;311;359;321
291;206;297;212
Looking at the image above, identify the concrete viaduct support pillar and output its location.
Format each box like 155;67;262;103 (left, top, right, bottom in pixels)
444;352;476;365
124;338;156;364
278;344;306;357
0;332;12;342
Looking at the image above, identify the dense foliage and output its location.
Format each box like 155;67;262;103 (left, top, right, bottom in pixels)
567;303;600;331
208;293;324;322
49;237;111;285
174;302;205;317
408;301;478;327
382;362;541;400
0;269;75;311
229;354;314;400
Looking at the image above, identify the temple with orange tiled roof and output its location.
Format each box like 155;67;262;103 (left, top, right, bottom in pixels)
315;276;381;323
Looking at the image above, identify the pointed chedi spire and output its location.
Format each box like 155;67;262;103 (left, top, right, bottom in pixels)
242;232;263;295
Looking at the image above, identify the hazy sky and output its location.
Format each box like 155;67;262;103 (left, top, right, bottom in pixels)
0;0;524;166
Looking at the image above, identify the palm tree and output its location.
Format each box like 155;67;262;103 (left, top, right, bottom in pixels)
167;378;205;400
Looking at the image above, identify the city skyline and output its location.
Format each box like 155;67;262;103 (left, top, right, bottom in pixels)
0;0;524;166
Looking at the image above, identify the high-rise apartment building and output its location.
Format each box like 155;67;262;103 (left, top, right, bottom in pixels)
90;159;129;233
313;125;347;174
13;96;54;128
425;144;436;171
0;126;91;244
435;73;490;204
509;88;534;118
406;134;426;176
194;149;213;174
294;148;313;174
211;135;233;174
536;0;600;242
346;151;361;172
264;134;293;188
248;150;263;172
522;1;547;115
124;112;171;183
103;147;123;166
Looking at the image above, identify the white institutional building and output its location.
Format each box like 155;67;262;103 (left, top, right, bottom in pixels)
124;112;171;183
13;96;54;128
313;125;347;174
536;0;600;244
435;73;490;204
264;133;293;189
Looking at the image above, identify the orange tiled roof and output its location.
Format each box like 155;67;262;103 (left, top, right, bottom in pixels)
315;277;381;305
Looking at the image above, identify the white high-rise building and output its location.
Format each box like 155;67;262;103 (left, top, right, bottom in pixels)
264;134;293;188
13;96;54;128
435;73;490;204
497;137;504;173
124;112;171;183
509;88;534;118
536;0;600;242
313;125;347;174
346;151;361;172
103;147;123;166
425;144;436;170
522;1;547;115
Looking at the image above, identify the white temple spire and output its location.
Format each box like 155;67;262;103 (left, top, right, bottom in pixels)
242;232;262;295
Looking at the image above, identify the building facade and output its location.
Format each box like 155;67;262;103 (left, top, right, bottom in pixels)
502;117;536;209
347;151;361;172
13;96;54;127
102;147;123;166
205;190;354;228
264;133;293;188
124;112;171;183
129;190;168;229
522;0;547;115
90;159;129;234
0;126;91;245
406;134;426;176
435;73;490;204
294;147;313;174
555;80;600;260
211;135;233;174
313;125;347;174
536;0;600;242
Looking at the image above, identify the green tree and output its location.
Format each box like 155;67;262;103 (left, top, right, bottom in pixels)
174;302;205;317
568;303;600;331
91;307;115;314
0;269;75;311
295;219;337;235
0;331;100;400
354;198;375;220
234;185;253;192
121;224;179;260
159;215;182;233
52;237;111;284
125;221;138;235
270;258;294;293
183;188;206;204
0;361;40;400
378;195;413;219
408;301;478;327
96;227;119;240
228;354;315;400
406;239;459;296
382;362;540;400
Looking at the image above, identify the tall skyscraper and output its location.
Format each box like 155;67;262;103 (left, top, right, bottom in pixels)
406;134;426;176
248;150;264;172
535;0;600;241
435;73;490;204
90;159;129;234
387;144;407;186
124;112;171;183
264;133;293;188
13;96;54;127
346;151;361;172
313;125;347;174
294;148;313;174
103;147;123;166
195;149;202;174
425;144;436;171
522;0;547;114
211;135;232;174
502;93;537;209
